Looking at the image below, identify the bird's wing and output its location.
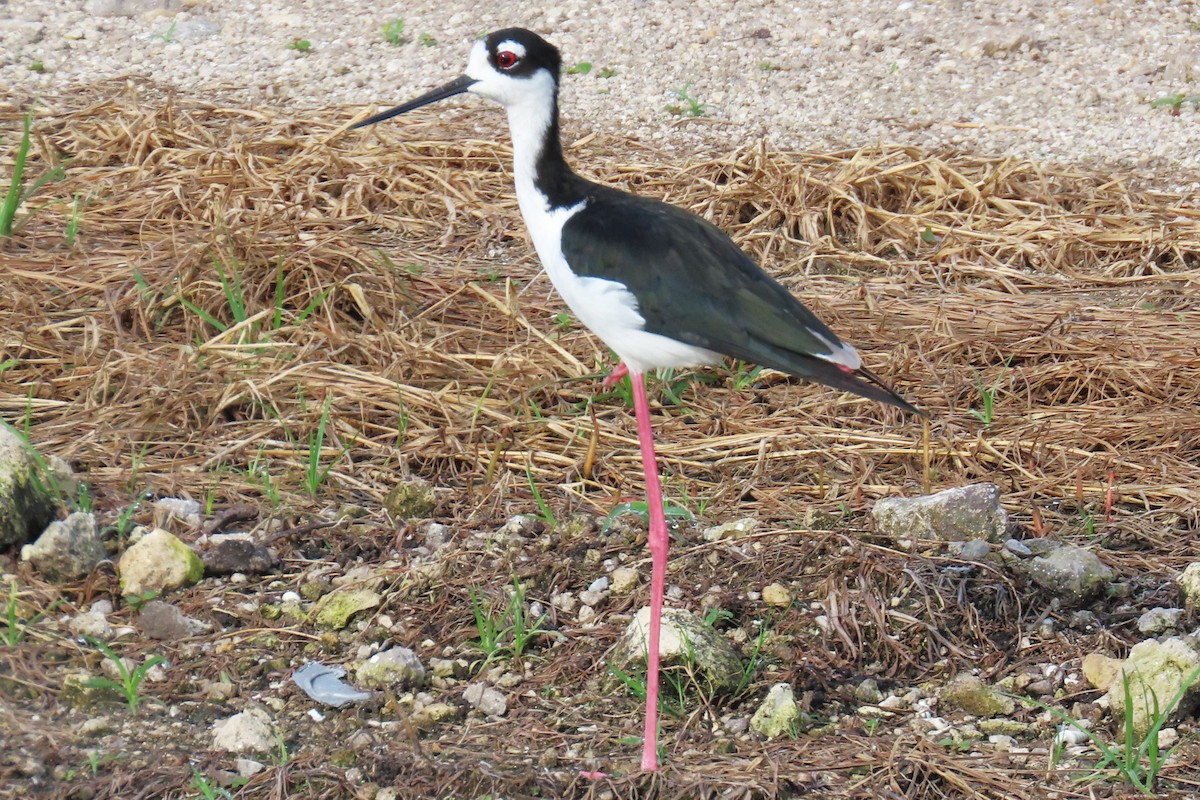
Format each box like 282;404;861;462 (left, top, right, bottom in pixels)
562;189;920;413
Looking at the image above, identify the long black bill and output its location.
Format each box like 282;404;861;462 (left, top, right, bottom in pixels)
352;74;479;129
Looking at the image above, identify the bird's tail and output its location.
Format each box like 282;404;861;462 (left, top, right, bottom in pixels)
789;356;926;416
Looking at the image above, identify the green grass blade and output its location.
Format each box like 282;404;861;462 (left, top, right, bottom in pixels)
1;113;33;237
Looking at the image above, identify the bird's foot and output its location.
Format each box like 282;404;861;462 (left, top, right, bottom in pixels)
602;362;630;390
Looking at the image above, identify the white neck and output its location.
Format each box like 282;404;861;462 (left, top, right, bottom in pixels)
503;77;558;215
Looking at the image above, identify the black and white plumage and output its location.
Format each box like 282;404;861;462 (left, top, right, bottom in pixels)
355;27;921;772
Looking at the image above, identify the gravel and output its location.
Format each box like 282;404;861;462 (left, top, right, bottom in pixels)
3;0;1200;181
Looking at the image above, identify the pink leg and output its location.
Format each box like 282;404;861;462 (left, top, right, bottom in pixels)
629;369;667;772
603;361;630;390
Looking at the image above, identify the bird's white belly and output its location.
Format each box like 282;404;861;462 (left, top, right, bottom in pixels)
522;200;719;374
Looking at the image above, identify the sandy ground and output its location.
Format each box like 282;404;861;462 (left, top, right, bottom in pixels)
3;0;1200;185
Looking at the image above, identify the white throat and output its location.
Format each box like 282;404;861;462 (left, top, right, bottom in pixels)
464;41;560;215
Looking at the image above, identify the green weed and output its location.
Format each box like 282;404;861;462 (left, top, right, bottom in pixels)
734;620;771;696
526;464;557;527
602;498;693;533
286;38;312;52
567;62;593;75
123;590;158;612
84;639;166;712
665;82;707;117
303;394;339;496
2;112;68;238
969;371;1004;425
730;361;764;390
156;21;177;43
382;18;406;46
190;767;234;799
65;194;82;246
703;607;734;627
1035;663;1200;794
1150;93;1200;115
418;33;437;47
468;577;548;667
178;254;250;340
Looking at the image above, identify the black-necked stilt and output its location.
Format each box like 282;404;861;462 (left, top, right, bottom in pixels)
354;27;922;772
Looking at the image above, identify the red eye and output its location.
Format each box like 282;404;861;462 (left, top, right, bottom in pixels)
496;50;518;69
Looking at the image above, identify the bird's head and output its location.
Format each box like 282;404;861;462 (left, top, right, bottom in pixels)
352;28;561;128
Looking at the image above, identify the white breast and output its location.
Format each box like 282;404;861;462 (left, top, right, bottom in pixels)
516;192;720;374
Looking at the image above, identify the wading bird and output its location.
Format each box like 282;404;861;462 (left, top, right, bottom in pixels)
354;27;920;772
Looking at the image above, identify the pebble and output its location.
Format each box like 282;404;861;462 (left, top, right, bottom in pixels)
578;590;604;607
463;682;507;716
761;582;791;608
1136;607;1184;634
610;567;638;594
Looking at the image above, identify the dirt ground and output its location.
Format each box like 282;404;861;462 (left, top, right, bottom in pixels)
2;81;1200;799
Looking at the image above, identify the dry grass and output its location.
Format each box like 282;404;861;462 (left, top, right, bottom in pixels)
2;81;1200;799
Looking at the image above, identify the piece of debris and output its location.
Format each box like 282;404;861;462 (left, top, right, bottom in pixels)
702;517;757;542
153;497;202;528
1176;562;1200;610
1137;607;1184;635
1081;652;1123;692
202;534;278;576
68;609;113;641
610;567;639;595
410;702;459;731
292;662;373;707
762;582;791;608
0;425;64;550
383;478;435;519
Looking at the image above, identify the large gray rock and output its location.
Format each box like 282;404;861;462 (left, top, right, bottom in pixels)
21;512;104;580
871;483;1006;543
1024;544;1114;603
614;607;743;694
0;426;61;550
